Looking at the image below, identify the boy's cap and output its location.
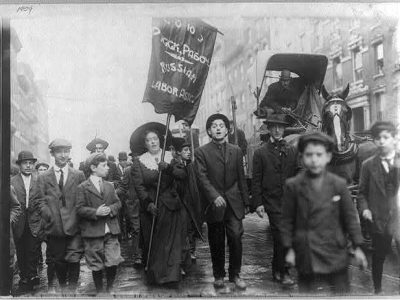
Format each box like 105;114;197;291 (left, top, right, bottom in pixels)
85;153;107;169
298;132;335;153
172;137;191;152
370;121;397;138
86;138;109;152
49;139;72;150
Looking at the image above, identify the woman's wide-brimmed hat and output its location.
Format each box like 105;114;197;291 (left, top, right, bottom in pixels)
130;122;172;156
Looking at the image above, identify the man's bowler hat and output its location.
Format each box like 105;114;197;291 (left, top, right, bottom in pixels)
263;113;290;126
16;151;37;164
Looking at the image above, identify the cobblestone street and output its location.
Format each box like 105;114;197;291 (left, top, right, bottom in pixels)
13;213;400;297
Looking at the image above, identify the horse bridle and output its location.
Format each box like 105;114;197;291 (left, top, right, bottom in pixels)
322;97;352;133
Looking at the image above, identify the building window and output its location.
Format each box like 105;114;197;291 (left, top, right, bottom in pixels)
375;92;385;121
375;42;384;74
352;47;363;81
352;107;365;132
333;57;343;89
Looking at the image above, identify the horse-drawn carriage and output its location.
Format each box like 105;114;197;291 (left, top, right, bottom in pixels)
246;51;376;187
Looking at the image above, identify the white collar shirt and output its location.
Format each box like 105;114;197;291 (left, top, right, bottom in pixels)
21;174;31;208
381;151;396;173
54;165;69;185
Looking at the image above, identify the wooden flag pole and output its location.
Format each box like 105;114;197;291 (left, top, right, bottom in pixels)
190;126;195;163
145;113;172;272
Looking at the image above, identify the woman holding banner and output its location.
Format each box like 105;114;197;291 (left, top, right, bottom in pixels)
130;122;189;286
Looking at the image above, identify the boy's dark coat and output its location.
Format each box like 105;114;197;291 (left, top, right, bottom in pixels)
357;154;400;235
76;179;122;238
281;171;363;274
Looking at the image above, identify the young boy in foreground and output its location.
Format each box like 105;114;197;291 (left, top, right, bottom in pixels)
280;132;367;294
76;153;124;294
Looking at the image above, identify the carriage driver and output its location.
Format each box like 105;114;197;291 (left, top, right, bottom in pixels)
259;69;304;116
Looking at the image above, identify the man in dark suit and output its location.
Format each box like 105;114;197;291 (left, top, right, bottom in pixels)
251;114;298;285
38;139;86;293
357;121;400;294
79;138;120;187
115;151;130;240
116;154;142;264
195;113;249;290
9;186;22;294
11;150;42;292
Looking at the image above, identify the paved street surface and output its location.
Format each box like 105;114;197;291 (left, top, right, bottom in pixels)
13;213;400;297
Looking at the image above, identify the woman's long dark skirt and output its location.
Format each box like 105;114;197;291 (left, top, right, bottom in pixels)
140;202;187;285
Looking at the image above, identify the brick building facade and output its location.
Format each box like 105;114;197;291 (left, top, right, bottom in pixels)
10;28;50;164
198;15;400;143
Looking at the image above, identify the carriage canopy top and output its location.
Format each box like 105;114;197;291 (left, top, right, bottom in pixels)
265;53;328;89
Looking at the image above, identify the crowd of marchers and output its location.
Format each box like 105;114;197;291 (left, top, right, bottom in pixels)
7;111;400;296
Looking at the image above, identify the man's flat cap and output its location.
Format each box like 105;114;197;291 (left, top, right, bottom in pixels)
48;139;72;150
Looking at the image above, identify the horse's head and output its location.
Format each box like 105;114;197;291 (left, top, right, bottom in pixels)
321;84;352;152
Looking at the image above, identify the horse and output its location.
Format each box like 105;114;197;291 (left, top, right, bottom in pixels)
320;84;377;184
284;83;377;185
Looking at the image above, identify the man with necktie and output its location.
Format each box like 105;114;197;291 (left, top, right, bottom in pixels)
251;113;299;286
38;139;86;293
195;113;249;290
11;151;42;292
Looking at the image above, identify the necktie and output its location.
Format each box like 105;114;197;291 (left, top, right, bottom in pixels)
59;169;64;191
59;169;66;206
99;179;104;196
